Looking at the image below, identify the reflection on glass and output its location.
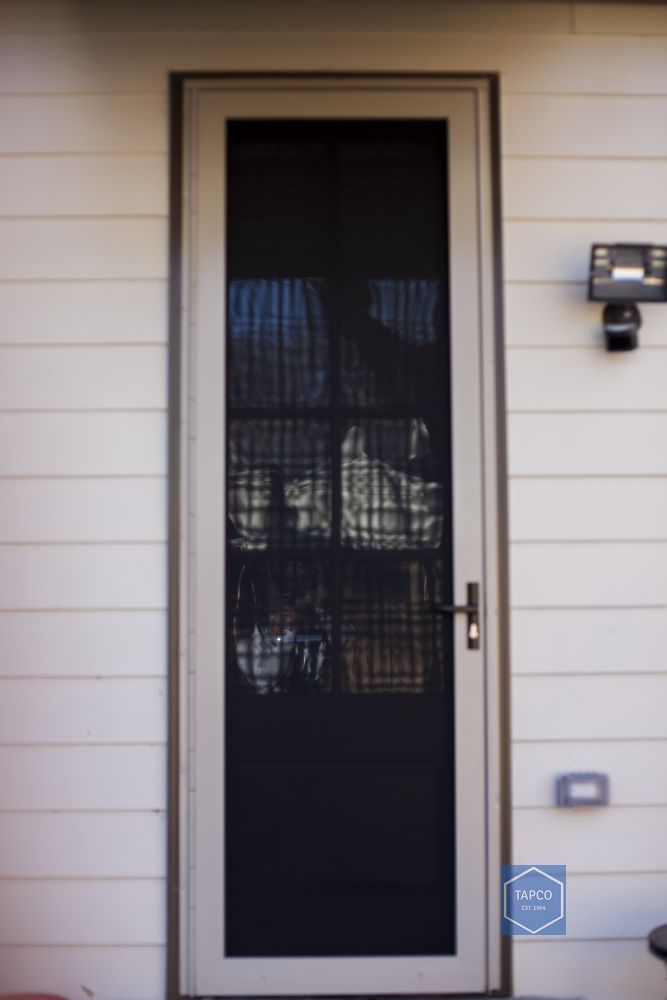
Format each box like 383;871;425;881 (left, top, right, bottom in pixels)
280;420;444;550
339;419;443;550
230;559;330;694
341;560;446;693
341;278;443;410
226;121;451;696
368;279;440;346
228;419;331;550
228;278;329;407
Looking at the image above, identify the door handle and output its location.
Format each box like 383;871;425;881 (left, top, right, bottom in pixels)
430;581;480;650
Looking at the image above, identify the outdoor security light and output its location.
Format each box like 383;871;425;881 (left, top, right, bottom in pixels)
588;243;667;351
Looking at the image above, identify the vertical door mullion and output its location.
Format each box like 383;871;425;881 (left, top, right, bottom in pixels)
328;132;343;694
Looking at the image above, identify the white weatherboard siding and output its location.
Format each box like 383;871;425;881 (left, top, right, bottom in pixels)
0;4;170;997
1;3;666;999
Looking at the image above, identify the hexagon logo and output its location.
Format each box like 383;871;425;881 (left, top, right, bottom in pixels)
501;865;566;935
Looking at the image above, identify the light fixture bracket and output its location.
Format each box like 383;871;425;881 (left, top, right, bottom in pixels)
589;243;667;304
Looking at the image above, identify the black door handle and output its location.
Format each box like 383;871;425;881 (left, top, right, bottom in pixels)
430;582;480;650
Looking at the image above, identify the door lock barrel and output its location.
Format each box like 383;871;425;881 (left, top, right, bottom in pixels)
430;582;480;650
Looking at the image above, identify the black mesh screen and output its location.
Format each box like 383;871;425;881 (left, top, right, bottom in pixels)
226;120;452;697
225;119;456;960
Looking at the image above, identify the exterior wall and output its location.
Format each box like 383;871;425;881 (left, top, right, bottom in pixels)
0;2;666;998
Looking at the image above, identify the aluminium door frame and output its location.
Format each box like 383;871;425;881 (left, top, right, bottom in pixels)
168;72;510;999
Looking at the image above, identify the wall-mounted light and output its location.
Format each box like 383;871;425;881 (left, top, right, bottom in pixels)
588;243;667;351
556;772;610;808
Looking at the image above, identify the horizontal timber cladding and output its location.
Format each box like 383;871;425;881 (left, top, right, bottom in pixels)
504;94;667;158
0;812;166;878
0;946;166;1000
0;744;166;809
508;348;667;412
0;2;666;998
0;94;167;153
512;674;667;741
514;740;667;807
505;219;667;283
2;30;667;94
0;879;164;946
513;807;667;875
0;544;166;609
512;606;667;675
504;282;667;349
543;872;667;939
0;1;575;36
511;478;667;542
511;542;667;608
0;412;167;475
0;218;166;280
0;610;166;677
573;4;667;34
0;678;166;743
504;159;667;221
0;280;168;345
513;940;667;1000
0;155;167;216
509;412;667;476
0;345;166;409
0;478;167;542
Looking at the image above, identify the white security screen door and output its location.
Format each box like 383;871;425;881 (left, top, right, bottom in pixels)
182;77;499;997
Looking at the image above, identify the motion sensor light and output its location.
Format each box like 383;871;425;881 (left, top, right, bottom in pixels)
588;243;667;351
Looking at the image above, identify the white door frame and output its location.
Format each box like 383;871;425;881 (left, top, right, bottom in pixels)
177;75;504;997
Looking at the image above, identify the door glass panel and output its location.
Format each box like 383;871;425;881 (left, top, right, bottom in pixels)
230;557;331;695
228;417;331;550
228;278;330;407
225;119;455;958
339;418;444;551
341;557;447;693
340;277;442;410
